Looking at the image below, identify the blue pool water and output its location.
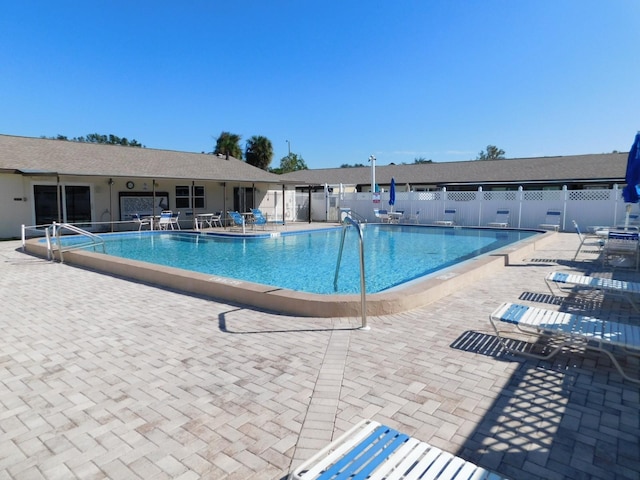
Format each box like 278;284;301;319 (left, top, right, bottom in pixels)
59;225;537;294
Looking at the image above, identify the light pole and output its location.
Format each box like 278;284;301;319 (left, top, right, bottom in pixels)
368;155;376;194
286;140;291;157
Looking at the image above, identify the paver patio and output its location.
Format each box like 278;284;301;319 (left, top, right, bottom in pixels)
0;230;638;479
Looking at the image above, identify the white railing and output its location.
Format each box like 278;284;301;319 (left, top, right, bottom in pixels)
314;185;635;231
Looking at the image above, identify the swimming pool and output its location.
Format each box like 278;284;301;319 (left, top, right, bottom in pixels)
62;225;537;295
27;224;549;316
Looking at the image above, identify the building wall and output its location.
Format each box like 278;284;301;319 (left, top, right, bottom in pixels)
2;173;282;239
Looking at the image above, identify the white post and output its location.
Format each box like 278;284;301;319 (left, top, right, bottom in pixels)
518;186;523;228
478;186;483;226
368;155;376;194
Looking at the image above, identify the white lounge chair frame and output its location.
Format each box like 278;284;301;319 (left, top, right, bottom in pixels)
289;419;507;480
435;208;456;226
602;230;640;271
487;209;510;228
490;302;640;384
572;220;603;261
538;210;561;231
545;271;640;312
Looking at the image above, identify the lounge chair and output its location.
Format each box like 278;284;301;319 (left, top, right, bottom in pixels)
602;230;640;270
538;210;561;231
227;211;246;232
545;271;640;312
490;302;640;384
572;220;604;261
288;419;508;480
132;213;151;231
435;208;456;226
250;208;268;230
158;210;174;230
487;209;510;228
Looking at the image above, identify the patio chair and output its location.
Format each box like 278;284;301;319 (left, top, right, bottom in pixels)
487;209;510;228
227;211;246;231
169;211;181;230
288;419;508;480
539;209;562;231
572;220;604;261
158;210;174;230
545;271;640;312
490;302;640;384
602;230;640;270
376;209;391;223
435;208;456;226
250;208;268;230
617;212;640;230
407;210;421;224
132;213;151;231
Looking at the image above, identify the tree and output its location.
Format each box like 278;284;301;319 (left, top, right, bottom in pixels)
271;153;308;174
340;163;366;168
214;131;243;159
45;133;143;147
413;157;433;164
476;145;505;160
245;135;274;170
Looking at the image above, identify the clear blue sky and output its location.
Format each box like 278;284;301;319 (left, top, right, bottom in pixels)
1;1;639;169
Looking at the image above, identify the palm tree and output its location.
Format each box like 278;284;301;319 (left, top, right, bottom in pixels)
214;131;243;159
245;135;274;170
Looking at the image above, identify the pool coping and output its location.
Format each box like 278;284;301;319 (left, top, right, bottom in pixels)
23;228;557;317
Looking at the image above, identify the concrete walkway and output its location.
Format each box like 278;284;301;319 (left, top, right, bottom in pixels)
0;231;638;479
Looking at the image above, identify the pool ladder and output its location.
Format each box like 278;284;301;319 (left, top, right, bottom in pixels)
46;222;106;262
334;214;368;330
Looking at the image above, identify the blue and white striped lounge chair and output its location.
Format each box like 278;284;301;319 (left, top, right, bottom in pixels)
289;419;508;480
545;271;640;312
538;210;561;231
490;302;640;384
487;209;510;228
435;208;456;226
227;211;246;232
250;208;268;230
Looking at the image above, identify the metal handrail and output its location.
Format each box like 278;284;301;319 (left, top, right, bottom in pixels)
49;222;106;262
334;214;368;330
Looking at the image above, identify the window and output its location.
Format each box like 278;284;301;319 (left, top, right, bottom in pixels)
176;185;205;209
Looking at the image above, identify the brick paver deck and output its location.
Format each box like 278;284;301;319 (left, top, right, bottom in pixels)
1;231;638;479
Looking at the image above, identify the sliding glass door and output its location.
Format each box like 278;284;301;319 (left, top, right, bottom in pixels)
33;184;92;226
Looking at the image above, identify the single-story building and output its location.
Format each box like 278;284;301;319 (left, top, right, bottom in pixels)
0;134;295;239
280;152;628;193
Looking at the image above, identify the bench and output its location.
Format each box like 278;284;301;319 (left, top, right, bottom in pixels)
490;302;640;384
289;419;507;479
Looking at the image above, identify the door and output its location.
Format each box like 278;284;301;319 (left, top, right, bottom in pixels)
33;184;92;225
33;185;60;225
233;187;254;213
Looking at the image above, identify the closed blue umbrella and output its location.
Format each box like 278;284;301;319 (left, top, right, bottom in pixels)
622;132;640;203
389;177;396;210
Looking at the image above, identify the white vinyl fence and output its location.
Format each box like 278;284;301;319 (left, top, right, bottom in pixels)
304;185;637;232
